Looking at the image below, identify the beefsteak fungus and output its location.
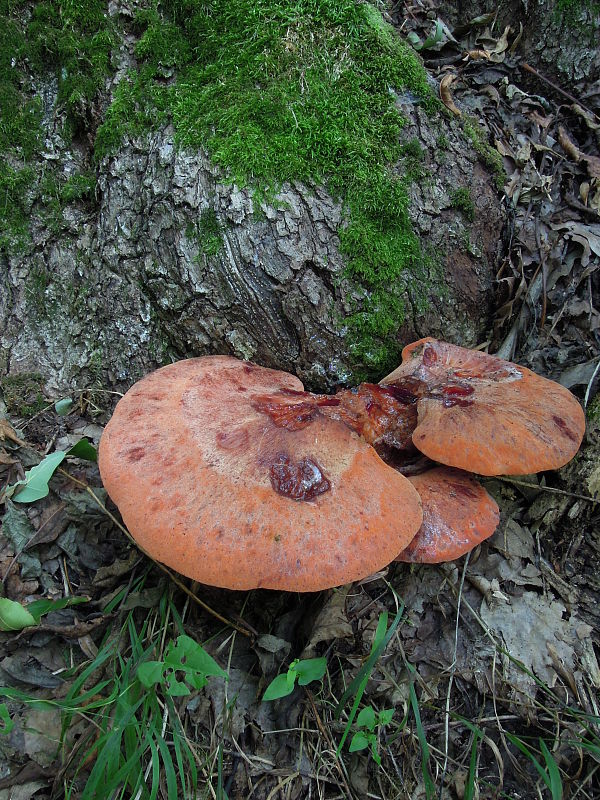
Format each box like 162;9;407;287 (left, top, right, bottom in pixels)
380;338;586;476
397;467;500;563
98;356;423;591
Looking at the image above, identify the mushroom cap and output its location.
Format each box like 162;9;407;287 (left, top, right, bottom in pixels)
99;356;423;592
396;467;500;563
381;338;585;475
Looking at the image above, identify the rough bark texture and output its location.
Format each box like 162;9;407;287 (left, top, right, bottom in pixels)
453;0;600;83
0;40;504;397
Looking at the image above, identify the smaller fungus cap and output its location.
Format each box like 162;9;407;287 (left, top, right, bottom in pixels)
99;357;423;592
396;467;500;563
381;338;585;475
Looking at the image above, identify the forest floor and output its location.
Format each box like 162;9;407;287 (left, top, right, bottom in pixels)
0;6;599;800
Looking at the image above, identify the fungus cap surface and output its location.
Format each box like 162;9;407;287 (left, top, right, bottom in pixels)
381;339;585;475
396;467;500;563
99;356;423;591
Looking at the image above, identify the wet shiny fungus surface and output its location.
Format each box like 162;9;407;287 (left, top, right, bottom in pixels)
269;454;331;501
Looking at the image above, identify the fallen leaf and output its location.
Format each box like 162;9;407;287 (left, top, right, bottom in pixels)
583;155;600;180
571;103;600;131
0;449;16;465
440;74;461;116
480;590;591;703
303;585;353;655
491;25;511;54
464;48;490;60
558;125;581;162
0;419;26;447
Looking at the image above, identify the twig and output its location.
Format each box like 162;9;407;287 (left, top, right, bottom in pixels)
522;63;600;122
584;359;600;409
494;476;598;504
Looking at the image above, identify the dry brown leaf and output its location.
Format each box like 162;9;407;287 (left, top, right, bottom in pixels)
589;180;600;213
0;418;26;447
491;25;511;54
0;448;16;465
302;585;353;656
464;48;490;60
558;125;581;162
571;103;600;131
580;181;590;205
440;74;461;116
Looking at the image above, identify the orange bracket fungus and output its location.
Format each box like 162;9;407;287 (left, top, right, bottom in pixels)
379;338;586;476
99;341;585;584
98;357;422;591
397;468;500;564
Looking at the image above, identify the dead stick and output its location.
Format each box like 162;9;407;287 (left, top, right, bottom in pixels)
522;62;600;122
495;475;597;504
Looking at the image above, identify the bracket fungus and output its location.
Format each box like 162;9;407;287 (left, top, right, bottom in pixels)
396;467;500;563
99;340;586;584
98;357;422;591
380;338;586;476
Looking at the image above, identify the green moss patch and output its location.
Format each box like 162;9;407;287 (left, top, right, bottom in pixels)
0;0;114;250
0;373;46;417
96;0;436;375
450;188;475;222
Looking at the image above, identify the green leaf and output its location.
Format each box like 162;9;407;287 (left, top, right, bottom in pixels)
137;661;165;688
166;673;190;697
465;729;481;800
165;635;227;679
0;598;36;631
0;703;14;735
26;595;88;623
540;738;563;800
407;663;436;800
421;20;444;49
370;738;382;765
296;657;327;686
263;672;294;701
12;451;66;503
349;731;370;752
55;398;73;416
67;438;98;462
356;706;377;730
378;708;394;726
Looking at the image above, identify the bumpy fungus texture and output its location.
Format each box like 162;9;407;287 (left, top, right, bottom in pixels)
396;467;500;563
380;338;586;476
98;357;422;591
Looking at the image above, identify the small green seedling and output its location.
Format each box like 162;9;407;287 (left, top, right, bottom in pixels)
349;705;394;764
407;19;446;51
262;657;327;701
335;598;405;754
137;634;227;697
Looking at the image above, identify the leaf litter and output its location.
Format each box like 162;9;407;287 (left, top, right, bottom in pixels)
0;6;599;800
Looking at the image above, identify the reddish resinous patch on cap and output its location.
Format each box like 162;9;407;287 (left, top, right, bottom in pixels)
269;454;331;500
